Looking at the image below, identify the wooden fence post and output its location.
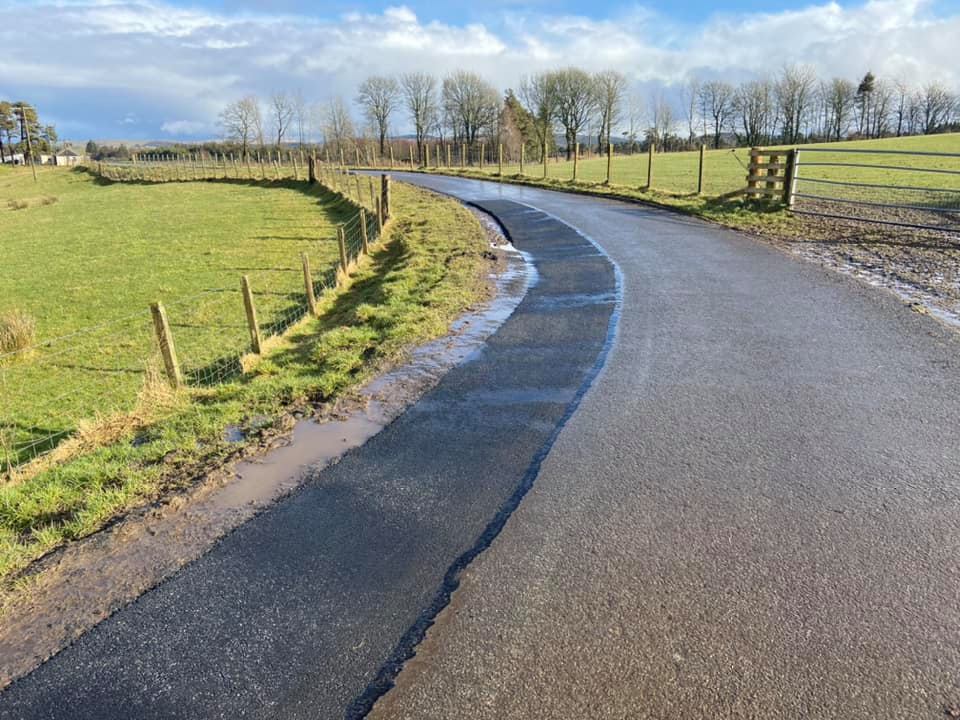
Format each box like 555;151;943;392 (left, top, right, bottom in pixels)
308;155;317;184
376;195;384;235
697;144;705;195
381;174;391;220
337;226;349;277
150;302;183;389
359;209;370;255
766;152;780;192
241;275;262;354
542;141;548;179
446;144;451;168
784;149;799;207
606;140;613;185
355;147;361;167
301;252;318;316
520;144;525;176
409;145;415;170
389;146;395;169
425;143;431;169
746;147;761;200
355;175;363;205
498;144;503;176
647;143;655;189
573;142;579;182
480;142;485;171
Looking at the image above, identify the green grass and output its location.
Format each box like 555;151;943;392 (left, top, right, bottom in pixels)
407;133;960;233
0;166;374;466
0;178;491;585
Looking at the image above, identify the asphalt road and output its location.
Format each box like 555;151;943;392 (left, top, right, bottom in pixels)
5;175;960;719
0;199;618;719
365;175;960;719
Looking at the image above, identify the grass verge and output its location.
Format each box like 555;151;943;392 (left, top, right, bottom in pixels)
0;181;492;585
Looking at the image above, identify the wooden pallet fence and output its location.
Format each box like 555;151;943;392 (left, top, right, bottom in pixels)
745;148;797;204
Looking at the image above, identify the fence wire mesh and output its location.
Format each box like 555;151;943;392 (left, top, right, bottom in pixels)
2;162;386;476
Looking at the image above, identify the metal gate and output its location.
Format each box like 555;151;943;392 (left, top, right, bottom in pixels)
787;147;960;235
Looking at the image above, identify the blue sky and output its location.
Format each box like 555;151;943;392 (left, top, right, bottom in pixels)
1;0;959;142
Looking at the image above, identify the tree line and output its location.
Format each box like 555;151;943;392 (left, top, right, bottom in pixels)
0;102;58;162
216;66;958;162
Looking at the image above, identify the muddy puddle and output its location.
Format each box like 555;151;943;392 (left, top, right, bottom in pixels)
0;208;533;689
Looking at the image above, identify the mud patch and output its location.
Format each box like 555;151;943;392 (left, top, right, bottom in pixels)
0;219;532;690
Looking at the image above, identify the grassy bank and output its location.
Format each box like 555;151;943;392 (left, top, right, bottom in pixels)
0;178;492;583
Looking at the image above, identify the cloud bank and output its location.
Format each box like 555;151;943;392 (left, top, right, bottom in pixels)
0;0;957;140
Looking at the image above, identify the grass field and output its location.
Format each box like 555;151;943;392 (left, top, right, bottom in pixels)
0;173;491;584
448;132;960;195
405;133;960;233
0;166;369;467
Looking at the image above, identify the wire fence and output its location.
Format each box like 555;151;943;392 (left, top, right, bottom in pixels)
1;161;390;478
790;148;960;234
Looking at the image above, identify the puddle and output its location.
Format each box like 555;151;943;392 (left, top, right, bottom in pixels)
0;212;534;690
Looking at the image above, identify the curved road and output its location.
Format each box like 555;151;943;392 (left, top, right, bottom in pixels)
3;175;960;719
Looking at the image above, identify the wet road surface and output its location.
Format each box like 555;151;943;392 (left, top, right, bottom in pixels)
0;200;618;719
4;174;960;719
366;175;960;719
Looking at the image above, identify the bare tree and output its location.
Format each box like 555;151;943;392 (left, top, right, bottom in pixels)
400;72;438;163
442;70;500;148
593;70;627;154
356;75;400;157
623;92;644;152
776;64;817;144
823;77;856;141
552;68;596;159
892;77;912;137
648;91;675;147
218;96;262;158
270;92;295;148
292;90;307;148
323;96;356;159
920;82;953;134
682;77;702;143
699;80;735;149
519;72;559;153
733;79;774;147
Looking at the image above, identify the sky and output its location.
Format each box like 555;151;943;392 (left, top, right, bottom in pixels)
1;0;959;142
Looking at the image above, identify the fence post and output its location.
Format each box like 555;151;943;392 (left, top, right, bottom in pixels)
241;275;262;354
301;252;318;316
389;146;395;169
425;143;431;169
573;142;579;182
337;226;349;277
766;152;780;192
376;195;384;235
355;175;363;204
150;302;183;389
381;174;391;220
520;144;525;176
479;142;485;171
542;141;548;179
446;144;451;168
308;155;317;184
409;145;415;170
784;148;799;207
360;209;370;255
647;142;655;189
498;144;503;176
605;136;613;185
746;147;761;200
697;144;705;195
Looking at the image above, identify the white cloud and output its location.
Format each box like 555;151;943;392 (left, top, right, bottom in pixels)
0;0;957;140
161;120;208;135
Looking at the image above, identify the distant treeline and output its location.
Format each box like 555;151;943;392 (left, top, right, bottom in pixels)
213;66;959;162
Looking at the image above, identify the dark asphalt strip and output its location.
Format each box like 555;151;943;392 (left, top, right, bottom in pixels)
0;200;620;720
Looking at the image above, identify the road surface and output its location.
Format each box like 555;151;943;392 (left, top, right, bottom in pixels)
3;175;960;719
